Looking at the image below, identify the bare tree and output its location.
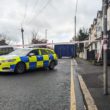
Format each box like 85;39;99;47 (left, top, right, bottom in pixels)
31;31;48;48
31;30;48;43
0;33;8;45
32;31;38;40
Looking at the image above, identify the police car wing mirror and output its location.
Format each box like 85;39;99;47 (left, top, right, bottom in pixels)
28;53;35;57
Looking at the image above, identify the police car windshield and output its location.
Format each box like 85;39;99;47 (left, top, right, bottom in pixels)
9;49;31;56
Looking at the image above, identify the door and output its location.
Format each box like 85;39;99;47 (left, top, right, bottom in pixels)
28;49;40;69
40;49;49;67
37;50;43;68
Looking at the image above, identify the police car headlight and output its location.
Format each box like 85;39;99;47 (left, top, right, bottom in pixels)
0;59;16;63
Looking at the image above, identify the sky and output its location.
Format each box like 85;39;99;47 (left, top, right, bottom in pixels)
0;0;102;44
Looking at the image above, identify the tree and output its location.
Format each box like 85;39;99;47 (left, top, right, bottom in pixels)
0;34;8;45
31;31;47;48
76;28;89;52
77;28;89;41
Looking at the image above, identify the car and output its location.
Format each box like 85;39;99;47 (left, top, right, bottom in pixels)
0;48;58;73
0;46;14;55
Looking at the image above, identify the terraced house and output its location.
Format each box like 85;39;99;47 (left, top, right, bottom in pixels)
85;10;103;62
85;1;110;63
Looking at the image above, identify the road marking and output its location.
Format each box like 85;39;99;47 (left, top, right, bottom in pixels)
70;59;76;110
78;75;98;110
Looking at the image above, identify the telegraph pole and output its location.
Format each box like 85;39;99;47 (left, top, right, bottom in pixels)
74;16;76;41
74;0;78;41
21;27;24;48
74;0;78;57
102;0;108;95
74;15;77;57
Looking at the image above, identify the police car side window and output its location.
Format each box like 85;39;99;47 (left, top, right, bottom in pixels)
47;50;54;54
41;49;48;55
29;49;39;55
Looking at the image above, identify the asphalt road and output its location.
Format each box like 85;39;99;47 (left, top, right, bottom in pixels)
0;59;71;110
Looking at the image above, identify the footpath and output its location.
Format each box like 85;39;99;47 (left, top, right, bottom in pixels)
75;58;110;110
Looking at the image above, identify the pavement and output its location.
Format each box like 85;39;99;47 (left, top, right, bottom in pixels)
0;59;71;110
75;58;110;110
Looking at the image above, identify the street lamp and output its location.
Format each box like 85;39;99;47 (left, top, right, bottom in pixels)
21;27;24;48
102;0;108;95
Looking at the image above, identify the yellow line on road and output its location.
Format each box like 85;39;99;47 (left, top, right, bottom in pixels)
78;75;98;110
70;59;76;110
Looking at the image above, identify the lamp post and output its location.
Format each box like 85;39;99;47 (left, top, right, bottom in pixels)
102;0;108;95
21;27;24;48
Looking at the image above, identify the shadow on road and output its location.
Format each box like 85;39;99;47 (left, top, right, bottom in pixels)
0;68;58;76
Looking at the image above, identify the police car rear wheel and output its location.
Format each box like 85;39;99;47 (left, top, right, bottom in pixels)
49;61;55;70
15;62;26;74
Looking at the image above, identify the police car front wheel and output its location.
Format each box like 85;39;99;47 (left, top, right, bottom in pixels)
15;62;26;74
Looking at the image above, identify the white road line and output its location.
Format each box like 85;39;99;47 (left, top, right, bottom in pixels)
70;59;76;110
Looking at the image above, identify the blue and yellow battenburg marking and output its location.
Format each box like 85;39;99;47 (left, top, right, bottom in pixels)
0;52;58;72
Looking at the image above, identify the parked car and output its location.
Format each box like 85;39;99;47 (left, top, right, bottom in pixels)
0;46;14;55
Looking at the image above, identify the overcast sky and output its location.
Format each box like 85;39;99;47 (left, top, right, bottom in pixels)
0;0;102;44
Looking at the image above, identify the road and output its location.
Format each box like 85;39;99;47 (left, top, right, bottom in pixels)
0;59;72;110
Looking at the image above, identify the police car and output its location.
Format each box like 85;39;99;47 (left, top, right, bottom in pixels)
0;48;58;73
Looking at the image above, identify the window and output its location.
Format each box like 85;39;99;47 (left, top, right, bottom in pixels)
47;50;54;54
29;49;39;55
0;47;14;55
8;47;14;52
40;49;48;55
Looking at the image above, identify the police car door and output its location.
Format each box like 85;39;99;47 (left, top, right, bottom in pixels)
36;49;43;68
40;49;49;67
28;49;39;69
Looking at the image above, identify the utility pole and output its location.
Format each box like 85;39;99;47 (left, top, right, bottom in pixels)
21;27;24;48
102;0;108;95
74;0;78;57
74;15;77;57
74;16;76;41
74;0;78;41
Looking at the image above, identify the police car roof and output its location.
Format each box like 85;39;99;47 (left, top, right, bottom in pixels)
17;47;51;50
